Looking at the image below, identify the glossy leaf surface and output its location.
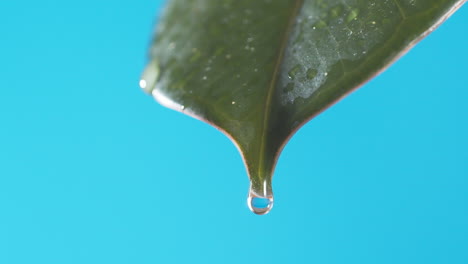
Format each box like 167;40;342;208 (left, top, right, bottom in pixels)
141;0;465;213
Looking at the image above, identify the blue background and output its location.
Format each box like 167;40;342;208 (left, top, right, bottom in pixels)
0;1;467;263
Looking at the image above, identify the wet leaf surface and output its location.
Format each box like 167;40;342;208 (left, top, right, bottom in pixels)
141;0;465;213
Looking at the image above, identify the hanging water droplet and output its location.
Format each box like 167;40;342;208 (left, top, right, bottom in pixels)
247;181;273;215
251;197;271;208
140;60;160;94
248;193;273;215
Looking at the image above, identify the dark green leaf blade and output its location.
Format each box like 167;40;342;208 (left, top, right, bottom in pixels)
141;0;465;214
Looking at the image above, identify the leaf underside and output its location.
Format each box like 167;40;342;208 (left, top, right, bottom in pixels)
142;0;465;195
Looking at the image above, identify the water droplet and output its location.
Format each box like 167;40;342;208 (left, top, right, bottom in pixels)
139;60;159;94
139;80;147;89
329;5;343;18
347;8;360;23
247;179;273;215
313;20;327;29
248;188;273;215
288;64;301;80
251;197;271;208
306;68;318;80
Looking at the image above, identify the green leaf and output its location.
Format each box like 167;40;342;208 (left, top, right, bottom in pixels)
141;0;465;214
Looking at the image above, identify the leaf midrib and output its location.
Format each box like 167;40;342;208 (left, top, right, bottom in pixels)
257;0;305;178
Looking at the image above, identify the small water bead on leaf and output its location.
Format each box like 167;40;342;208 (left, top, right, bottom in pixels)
313;20;327;29
288;64;301;80
139;80;147;89
306;68;318;80
347;8;360;23
139;60;160;94
329;5;344;18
